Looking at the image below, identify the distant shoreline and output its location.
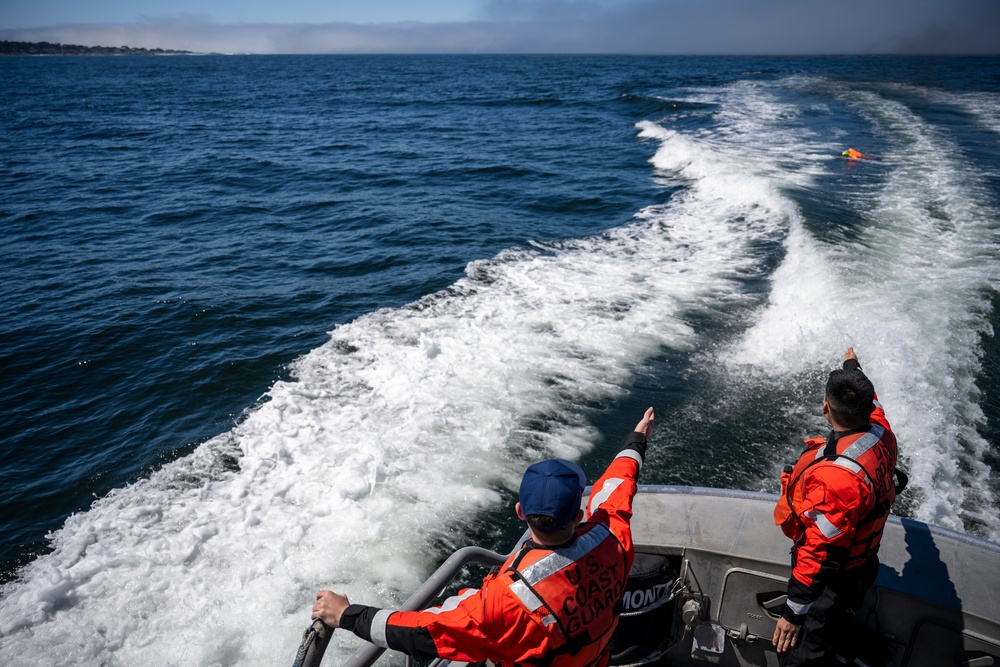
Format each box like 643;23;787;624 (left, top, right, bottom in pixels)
0;40;193;56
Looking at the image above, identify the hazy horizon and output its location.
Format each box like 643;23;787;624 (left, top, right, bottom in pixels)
2;0;998;55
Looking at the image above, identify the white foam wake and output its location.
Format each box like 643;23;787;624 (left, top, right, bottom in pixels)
719;80;1000;538
4;74;995;667
0;126;793;665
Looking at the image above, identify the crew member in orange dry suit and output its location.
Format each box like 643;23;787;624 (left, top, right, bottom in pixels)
312;407;655;667
772;348;905;665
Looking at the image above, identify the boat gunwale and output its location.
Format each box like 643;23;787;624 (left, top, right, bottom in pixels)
633;484;1000;556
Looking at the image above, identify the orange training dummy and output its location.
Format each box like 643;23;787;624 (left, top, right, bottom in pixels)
841;148;872;159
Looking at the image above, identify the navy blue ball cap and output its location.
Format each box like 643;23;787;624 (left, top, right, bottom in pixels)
519;459;586;529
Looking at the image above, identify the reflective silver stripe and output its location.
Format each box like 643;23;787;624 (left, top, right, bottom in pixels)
786;598;814;615
589;478;624;514
508;526;612;623
831;457;867;484
508;579;546;612
503;584;557;626
873;399;883;410
840;424;884;460
423;588;479;614
615;449;643;465
832;457;862;474
517;524;612;587
805;509;842;539
370;609;393;648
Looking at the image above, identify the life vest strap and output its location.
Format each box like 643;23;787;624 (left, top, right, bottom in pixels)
785;428;900;540
503;530;626;666
504;547;588;657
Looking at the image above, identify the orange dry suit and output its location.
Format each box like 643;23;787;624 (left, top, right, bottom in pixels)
338;432;646;667
773;362;904;623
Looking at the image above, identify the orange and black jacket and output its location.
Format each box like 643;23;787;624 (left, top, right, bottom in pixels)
338;431;646;667
773;359;900;624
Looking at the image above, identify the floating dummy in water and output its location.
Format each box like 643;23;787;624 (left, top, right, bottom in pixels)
842;147;872;159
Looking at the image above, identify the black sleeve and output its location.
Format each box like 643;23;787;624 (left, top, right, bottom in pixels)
843;358;861;372
620;430;647;462
338;604;379;640
782;544;849;623
338;604;439;661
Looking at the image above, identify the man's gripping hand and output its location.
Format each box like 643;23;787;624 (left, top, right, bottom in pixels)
313;590;351;628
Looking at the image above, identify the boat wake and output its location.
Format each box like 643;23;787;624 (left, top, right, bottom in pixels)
2;72;998;667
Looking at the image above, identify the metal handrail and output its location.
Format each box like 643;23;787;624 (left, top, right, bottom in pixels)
341;545;509;667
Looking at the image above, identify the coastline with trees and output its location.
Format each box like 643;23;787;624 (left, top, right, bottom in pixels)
1;40;193;55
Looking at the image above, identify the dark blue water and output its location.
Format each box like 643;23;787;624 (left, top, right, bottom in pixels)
0;54;657;571
1;55;999;665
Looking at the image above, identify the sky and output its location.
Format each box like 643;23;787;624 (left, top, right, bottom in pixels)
1;0;998;55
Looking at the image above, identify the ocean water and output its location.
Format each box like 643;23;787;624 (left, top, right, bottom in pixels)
1;54;998;666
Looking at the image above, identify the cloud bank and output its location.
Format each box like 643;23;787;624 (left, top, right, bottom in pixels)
1;0;998;55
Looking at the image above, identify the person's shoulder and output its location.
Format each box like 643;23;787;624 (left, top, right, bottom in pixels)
808;461;874;502
807;458;871;487
870;410;894;435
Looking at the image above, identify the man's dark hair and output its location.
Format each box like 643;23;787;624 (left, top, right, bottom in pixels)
825;368;875;427
526;514;567;531
526;514;575;542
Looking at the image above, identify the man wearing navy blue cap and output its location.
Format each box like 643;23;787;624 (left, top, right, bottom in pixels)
314;407;655;667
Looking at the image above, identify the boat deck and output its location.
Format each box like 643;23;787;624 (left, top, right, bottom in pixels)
336;486;1000;667
627;487;1000;666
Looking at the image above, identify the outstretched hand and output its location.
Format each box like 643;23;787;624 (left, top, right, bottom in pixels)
634;407;655;439
844;347;858;364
